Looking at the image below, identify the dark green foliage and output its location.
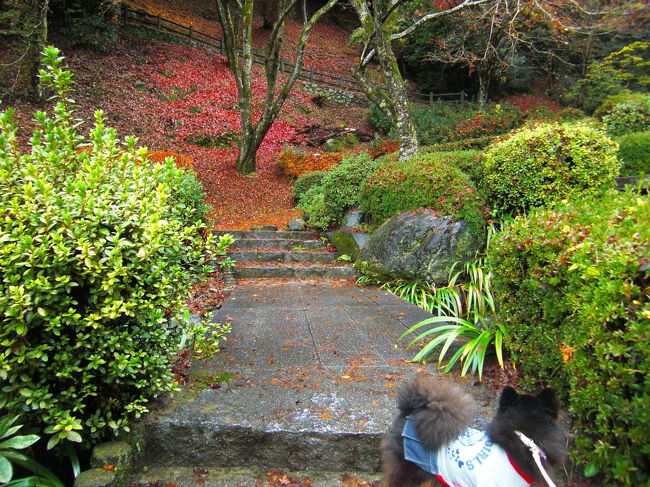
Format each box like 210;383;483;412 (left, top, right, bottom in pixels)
298;153;380;229
64;15;118;52
292;171;326;203
483;123;620;216
487;191;649;486
359;151;486;238
617;131;650;176
595;92;650;137
0;47;228;447
422;135;499;154
368;104;393;135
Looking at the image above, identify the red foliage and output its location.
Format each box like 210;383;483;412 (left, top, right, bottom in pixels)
369;139;399;158
147;150;193;169
503;94;561;114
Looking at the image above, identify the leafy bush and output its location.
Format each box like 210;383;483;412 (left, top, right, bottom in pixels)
483;123;620;216
487;191;649;485
292;171;326;204
422;135;499;154
617;130;650;176
360;151;486;238
298;153;380;229
571;41;650;114
0;47;230;447
596;92;650;136
453;104;521;140
368;104;393;135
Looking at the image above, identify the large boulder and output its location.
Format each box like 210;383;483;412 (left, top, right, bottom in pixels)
360;210;480;284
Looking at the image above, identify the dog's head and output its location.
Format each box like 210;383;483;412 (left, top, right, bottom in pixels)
488;387;566;466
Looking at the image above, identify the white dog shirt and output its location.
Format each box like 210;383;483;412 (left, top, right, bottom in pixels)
402;416;534;487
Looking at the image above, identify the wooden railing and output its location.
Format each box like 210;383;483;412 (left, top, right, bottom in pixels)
121;6;467;105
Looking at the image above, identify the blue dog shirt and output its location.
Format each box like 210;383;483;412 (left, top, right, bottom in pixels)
402;416;534;487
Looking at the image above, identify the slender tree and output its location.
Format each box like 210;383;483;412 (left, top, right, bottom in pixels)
214;0;338;175
350;0;488;160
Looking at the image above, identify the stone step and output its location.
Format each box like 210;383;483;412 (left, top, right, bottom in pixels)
230;250;337;264
214;230;317;240
231;238;326;250
234;263;356;279
134;466;383;486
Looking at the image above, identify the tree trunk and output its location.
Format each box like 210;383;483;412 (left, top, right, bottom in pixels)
477;70;490;111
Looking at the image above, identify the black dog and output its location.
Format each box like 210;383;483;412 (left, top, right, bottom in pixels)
382;374;566;486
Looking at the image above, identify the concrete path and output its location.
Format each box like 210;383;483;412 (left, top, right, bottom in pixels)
137;280;494;486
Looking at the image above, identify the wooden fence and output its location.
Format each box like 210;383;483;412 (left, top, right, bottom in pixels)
121;6;467;105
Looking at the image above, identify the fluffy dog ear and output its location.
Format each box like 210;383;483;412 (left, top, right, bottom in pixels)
537;388;560;418
498;386;519;411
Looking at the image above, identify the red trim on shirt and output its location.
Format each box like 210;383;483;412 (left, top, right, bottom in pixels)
508;455;535;485
436;475;452;487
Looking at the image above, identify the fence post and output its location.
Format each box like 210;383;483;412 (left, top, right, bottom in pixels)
310;69;314;82
460;90;466;103
157;15;161;30
280;59;284;73
219;38;224;55
429;92;433;104
189;25;193;41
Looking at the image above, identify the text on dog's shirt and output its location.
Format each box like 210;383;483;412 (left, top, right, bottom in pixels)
402;416;533;487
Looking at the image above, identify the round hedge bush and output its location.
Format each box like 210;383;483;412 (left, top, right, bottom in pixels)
359;151;486;238
483;123;620;215
487;191;649;485
595;92;650;137
0;48;226;447
617;130;650;176
292;170;326;204
298;153;380;229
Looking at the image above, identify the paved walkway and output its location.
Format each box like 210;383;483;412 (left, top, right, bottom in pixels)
138;280;494;485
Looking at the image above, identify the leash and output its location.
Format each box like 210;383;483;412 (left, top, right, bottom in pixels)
515;430;557;487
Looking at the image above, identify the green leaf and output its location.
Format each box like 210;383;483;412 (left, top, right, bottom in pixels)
0;455;13;483
65;431;82;443
0;434;40;450
584;462;599;478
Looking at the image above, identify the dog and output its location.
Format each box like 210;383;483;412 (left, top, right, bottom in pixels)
381;374;566;487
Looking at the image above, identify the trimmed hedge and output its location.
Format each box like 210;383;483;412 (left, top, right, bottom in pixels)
487;191;649;485
617;130;650;177
596;92;650;137
0;48;227;446
359;151;486;238
483;123;620;216
298;153;380;230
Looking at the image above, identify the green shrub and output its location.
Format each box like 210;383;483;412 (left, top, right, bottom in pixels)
483;123;620;216
570;41;650;114
360;151;486;238
487;191;649;485
64;15;119;52
596;92;650;137
298;186;333;229
292;171;326;204
298;153;380;229
617;130;650;176
420;149;485;185
0;47;229;447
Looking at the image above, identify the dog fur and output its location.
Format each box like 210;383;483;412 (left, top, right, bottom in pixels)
382;374;566;486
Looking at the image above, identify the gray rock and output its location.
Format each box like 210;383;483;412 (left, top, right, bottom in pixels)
287;218;306;231
74;469;116;487
91;441;132;469
360;209;481;285
342;209;364;229
251;225;278;231
329;229;369;262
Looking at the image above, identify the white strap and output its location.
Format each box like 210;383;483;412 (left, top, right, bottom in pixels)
515;430;557;487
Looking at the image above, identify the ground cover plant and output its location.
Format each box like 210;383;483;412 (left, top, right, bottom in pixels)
0;47;231;448
360;151;486;238
487;190;649;485
483;122;620;216
617;130;650;176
